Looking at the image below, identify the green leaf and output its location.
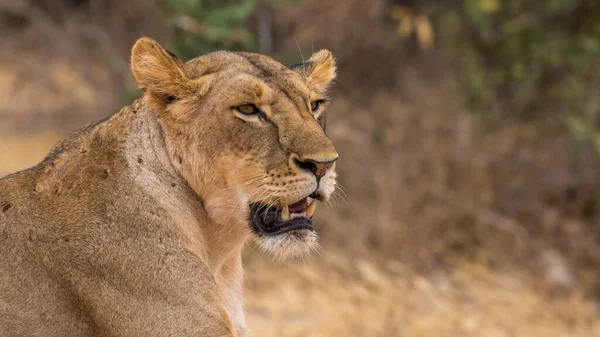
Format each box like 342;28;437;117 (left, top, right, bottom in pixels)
566;116;588;140
594;134;600;154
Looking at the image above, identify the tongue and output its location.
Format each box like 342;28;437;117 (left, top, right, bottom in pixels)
288;198;309;213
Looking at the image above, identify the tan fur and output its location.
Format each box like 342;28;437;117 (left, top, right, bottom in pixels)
0;37;338;336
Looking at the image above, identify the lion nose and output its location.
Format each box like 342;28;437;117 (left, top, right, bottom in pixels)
294;158;337;180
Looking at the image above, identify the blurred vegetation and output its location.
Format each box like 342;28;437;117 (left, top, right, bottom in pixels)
419;0;600;151
162;0;297;59
163;0;258;58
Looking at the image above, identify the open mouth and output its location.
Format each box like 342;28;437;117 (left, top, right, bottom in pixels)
250;193;318;236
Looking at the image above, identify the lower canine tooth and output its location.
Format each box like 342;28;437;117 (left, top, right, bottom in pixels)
305;201;317;218
281;205;290;221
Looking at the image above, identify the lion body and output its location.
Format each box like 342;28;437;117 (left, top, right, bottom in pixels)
0;37;338;337
0;103;237;336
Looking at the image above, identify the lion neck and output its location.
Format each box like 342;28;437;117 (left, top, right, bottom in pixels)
122;100;248;333
128;99;249;271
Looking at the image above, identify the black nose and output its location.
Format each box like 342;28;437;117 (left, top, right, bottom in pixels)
294;158;335;179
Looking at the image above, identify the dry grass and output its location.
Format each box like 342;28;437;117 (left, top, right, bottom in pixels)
245;250;600;337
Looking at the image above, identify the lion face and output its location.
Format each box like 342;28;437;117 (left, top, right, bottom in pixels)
131;38;338;259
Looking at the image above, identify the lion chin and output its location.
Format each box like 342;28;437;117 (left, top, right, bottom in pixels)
254;229;319;260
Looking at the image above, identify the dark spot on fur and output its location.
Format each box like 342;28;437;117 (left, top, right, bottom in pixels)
282;182;286;186
1;203;12;213
80;148;87;154
171;183;176;187
54;189;59;195
159;237;163;244
277;175;281;178
28;230;33;241
166;95;177;103
102;168;109;179
138;157;143;164
64;237;69;243
178;156;183;164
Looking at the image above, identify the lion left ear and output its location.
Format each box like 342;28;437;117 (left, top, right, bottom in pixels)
292;49;337;92
131;37;199;107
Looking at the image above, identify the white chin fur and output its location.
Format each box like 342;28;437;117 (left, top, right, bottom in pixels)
254;230;319;260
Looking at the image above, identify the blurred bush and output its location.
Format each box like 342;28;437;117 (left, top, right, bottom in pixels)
162;0;298;59
163;0;258;58
454;0;600;147
391;0;600;152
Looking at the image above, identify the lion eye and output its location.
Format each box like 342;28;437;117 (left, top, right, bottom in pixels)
310;101;319;112
237;104;260;115
310;100;326;113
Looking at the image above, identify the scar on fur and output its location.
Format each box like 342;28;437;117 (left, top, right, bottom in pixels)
1;203;11;213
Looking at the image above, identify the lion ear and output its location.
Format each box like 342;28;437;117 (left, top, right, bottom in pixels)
292;49;337;92
131;37;196;104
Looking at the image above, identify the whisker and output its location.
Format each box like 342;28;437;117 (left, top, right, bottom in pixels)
260;191;279;220
294;36;306;79
335;182;348;198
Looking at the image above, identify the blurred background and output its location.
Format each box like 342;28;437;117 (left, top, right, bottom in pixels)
2;0;600;335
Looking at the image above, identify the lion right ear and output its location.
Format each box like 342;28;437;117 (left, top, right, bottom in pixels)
131;37;197;105
292;49;337;93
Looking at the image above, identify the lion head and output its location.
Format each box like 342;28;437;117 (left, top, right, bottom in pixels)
130;38;338;259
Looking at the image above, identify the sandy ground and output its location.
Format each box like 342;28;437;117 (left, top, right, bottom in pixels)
2;133;600;337
245;251;600;337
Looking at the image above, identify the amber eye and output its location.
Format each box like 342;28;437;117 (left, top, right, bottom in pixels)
310;101;319;112
311;100;326;113
237;104;260;115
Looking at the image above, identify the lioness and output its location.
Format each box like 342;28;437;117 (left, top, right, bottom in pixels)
0;38;338;336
